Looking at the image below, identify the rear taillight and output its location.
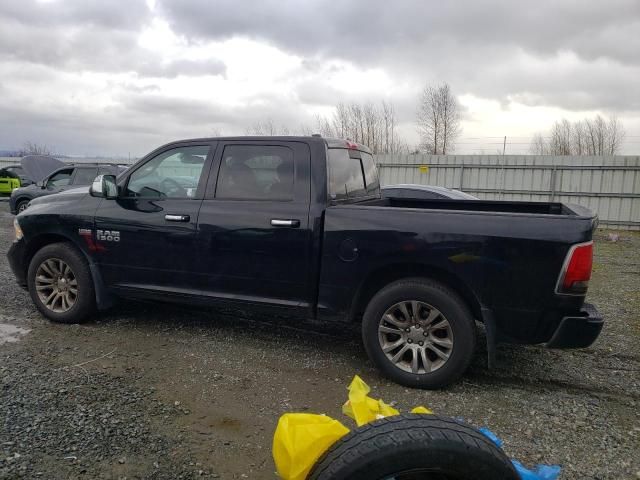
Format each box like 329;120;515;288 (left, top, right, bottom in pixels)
556;241;593;295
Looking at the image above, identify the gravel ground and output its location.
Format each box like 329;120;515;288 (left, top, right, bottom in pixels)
0;202;639;480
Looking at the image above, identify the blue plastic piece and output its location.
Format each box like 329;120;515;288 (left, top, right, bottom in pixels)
512;460;561;480
478;427;503;448
478;428;561;480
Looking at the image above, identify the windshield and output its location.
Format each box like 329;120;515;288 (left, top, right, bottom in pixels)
327;148;380;202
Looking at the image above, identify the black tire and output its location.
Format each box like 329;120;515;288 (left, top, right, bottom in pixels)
309;414;519;480
27;242;96;324
362;278;476;389
16;199;29;213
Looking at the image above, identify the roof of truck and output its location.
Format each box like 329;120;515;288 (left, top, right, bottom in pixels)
161;135;373;154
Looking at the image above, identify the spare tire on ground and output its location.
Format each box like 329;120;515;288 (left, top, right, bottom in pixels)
308;413;519;480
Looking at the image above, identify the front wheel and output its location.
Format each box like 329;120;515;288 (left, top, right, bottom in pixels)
16;199;29;213
27;243;96;324
362;278;476;389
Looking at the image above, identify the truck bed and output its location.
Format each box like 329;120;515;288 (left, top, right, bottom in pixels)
319;197;597;344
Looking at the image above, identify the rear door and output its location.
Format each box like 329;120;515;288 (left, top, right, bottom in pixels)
195;140;312;311
93;142;215;293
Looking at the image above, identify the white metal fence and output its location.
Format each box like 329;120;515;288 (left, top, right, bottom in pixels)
3;155;639;229
376;154;640;230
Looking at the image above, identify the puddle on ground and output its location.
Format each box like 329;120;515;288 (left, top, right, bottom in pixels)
0;323;31;344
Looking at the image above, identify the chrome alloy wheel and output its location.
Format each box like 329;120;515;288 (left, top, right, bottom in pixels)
378;300;454;374
35;258;78;313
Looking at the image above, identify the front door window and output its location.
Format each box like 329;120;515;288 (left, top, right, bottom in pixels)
46;169;73;188
126;146;210;199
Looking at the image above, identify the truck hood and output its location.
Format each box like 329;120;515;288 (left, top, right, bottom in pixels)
27;187;89;208
20;155;65;183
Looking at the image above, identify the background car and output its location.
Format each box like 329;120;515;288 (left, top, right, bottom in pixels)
2;165;34;187
0;167;21;195
381;184;479;200
10;160;126;214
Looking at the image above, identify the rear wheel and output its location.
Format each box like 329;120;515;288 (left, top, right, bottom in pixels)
362;278;476;389
308;414;519;480
27;243;96;323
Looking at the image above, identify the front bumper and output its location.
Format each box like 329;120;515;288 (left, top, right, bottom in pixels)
546;303;603;349
8;194;19;214
7;239;28;288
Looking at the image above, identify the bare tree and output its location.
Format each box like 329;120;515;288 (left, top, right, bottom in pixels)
416;83;461;154
530;115;625;156
606;115;625;155
247;101;408;153
246;119;290;136
19;141;51;156
529;132;548;155
315;100;408;154
548;119;573;155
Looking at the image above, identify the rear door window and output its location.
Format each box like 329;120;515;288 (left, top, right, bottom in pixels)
215;145;294;200
72;167;99;185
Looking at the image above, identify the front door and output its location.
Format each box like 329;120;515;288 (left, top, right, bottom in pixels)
195;141;312;311
93;142;215;294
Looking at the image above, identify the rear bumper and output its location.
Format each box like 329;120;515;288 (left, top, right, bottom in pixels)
546;303;603;349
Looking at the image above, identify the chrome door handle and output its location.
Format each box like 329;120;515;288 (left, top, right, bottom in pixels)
165;214;190;222
271;219;300;228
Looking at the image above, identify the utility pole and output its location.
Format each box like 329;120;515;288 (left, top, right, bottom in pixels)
502;136;507;156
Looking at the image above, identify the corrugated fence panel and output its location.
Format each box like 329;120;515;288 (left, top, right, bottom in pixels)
3;155;640;230
376;154;640;230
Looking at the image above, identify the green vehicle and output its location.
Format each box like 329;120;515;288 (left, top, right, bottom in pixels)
0;167;21;195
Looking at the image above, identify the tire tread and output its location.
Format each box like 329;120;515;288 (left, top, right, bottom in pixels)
309;413;517;480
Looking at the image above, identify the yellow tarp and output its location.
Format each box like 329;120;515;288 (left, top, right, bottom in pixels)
272;413;350;480
273;375;434;479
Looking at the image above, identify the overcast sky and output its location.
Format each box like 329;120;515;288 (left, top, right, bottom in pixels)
1;0;639;156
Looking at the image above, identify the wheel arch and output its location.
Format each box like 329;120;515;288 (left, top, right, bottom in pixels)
12;196;31;213
23;233;112;310
350;263;483;323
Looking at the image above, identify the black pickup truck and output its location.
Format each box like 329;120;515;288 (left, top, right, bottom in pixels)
7;136;603;388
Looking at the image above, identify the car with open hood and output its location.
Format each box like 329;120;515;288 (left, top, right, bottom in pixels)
0;167;22;195
0;164;34;189
9;155;125;214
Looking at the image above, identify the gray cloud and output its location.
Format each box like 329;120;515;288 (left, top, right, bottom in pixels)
156;0;640;65
0;1;226;78
0;0;150;30
0;0;639;155
156;0;640;112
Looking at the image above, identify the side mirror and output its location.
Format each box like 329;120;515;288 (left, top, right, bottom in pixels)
90;174;118;199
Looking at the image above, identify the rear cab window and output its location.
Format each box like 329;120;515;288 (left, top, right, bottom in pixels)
327;148;380;202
